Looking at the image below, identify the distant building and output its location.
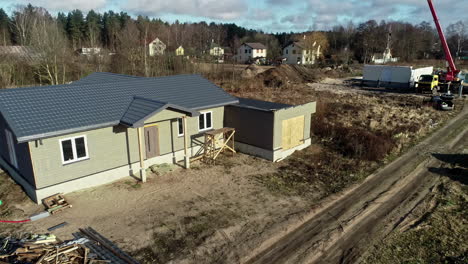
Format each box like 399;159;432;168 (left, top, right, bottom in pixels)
236;43;267;64
175;46;184;56
209;42;224;57
148;38;166;56
282;41;321;65
371;30;398;64
77;47;102;56
371;48;398;64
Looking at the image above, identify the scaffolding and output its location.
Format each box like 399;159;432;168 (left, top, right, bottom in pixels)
203;127;236;163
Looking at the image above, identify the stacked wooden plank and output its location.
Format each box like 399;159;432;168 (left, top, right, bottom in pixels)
43;193;73;214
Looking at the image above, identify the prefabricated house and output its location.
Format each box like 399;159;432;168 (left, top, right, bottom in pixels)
282;41;321;65
148;38;166;56
362;65;434;88
0;73;316;203
236;43;267;64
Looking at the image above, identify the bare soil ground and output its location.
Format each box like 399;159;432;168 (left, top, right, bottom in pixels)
0;65;464;263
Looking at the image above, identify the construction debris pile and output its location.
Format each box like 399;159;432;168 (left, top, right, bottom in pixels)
0;235;96;264
0;228;140;264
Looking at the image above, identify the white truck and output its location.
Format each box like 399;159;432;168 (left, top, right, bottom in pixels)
362;65;434;89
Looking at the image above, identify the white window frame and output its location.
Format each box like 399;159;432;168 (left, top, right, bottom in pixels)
198;111;213;132
59;135;89;165
177;118;184;137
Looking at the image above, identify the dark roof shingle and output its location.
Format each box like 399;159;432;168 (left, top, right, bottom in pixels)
234;97;292;112
244;43;267;49
0;73;238;142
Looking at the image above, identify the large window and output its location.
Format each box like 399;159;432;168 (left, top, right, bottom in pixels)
60;135;88;164
198;112;213;131
177;118;184;136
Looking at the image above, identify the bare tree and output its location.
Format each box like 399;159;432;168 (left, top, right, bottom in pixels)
447;21;467;57
28;10;70;85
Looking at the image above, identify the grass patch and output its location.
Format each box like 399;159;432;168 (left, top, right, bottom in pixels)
255;148;370;198
124;180;142;189
132;209;239;263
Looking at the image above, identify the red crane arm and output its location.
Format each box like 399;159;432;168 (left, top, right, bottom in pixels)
427;0;460;80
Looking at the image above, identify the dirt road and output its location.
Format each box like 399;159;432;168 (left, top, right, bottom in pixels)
244;100;468;264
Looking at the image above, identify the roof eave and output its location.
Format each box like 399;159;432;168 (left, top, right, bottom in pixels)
16;121;121;143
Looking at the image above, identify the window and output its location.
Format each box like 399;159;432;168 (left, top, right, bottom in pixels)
245;49;248;54
286;49;289;55
177;118;184;136
249;49;252;54
60;135;88;164
198;112;213;131
292;49;296;54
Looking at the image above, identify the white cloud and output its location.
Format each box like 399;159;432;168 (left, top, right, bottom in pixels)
14;0;108;11
250;8;275;21
124;0;248;20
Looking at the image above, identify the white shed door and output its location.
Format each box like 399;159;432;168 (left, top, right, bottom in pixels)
5;129;18;169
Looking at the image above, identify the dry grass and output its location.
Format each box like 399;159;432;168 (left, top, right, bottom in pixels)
364;177;468;264
213;65;460;199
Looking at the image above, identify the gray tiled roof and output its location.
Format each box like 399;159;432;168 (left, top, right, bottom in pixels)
234;97;292;112
0;73;238;142
72;72;145;85
120;97;199;128
244;43;267;49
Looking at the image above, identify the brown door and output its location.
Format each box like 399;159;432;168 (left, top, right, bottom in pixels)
144;126;160;159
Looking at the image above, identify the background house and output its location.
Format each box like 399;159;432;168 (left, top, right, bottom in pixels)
282;41;321;65
77;47;102;56
371;48;398;64
148;38;166;56
236;43;267;64
175;46;184;56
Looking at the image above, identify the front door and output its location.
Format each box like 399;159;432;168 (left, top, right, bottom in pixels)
144;126;160;159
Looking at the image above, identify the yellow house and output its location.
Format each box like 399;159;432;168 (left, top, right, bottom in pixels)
175;46;184;56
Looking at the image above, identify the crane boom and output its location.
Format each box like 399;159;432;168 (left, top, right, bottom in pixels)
427;0;460;81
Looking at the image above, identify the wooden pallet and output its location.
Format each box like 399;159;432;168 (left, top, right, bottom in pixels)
42;193;72;214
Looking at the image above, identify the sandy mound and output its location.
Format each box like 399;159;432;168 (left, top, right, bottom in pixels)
241;64;263;79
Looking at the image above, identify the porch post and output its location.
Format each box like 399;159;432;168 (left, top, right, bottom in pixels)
183;116;190;169
137;127;147;182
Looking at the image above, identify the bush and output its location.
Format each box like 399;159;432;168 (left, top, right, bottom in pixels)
312;102;395;161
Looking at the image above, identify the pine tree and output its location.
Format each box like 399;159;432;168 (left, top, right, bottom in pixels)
0;8;11;46
66;9;85;49
85;10;102;47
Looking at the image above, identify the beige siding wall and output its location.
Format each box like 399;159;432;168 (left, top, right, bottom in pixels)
30;107;224;189
273;102;316;149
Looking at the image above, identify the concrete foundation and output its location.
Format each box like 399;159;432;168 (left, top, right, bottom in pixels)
1;146;204;204
236;138;311;162
3;137;311;203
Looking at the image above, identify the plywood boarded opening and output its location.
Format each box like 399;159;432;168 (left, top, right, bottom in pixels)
282;115;304;150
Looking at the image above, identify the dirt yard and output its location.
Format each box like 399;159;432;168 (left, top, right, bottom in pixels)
0;65;464;263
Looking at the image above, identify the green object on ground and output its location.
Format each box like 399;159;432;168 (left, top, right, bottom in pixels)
0;200;2;206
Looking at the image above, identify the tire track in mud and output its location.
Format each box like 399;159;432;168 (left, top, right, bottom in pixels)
244;100;467;264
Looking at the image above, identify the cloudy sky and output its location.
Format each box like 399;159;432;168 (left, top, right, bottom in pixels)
0;0;465;32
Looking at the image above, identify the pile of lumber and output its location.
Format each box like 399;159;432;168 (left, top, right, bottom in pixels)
43;193;72;215
0;236;107;264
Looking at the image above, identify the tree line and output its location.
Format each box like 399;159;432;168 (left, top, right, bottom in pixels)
0;4;466;87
